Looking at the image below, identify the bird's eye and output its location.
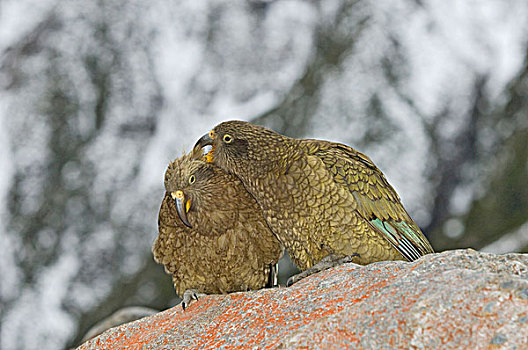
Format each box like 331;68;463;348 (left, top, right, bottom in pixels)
223;134;233;143
188;175;195;184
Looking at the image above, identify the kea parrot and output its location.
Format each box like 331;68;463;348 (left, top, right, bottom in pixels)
194;120;434;285
152;150;283;308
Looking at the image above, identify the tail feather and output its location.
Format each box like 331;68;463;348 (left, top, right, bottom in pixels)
370;218;433;261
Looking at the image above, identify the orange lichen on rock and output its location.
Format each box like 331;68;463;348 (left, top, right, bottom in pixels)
77;249;528;349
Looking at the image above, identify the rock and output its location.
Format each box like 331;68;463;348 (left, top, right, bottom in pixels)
80;306;159;343
76;249;528;349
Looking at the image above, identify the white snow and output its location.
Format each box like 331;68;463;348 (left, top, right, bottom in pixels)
0;0;57;52
1;252;79;349
481;220;528;254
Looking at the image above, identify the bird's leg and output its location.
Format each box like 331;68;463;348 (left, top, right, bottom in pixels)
266;263;279;288
286;253;360;287
181;289;206;311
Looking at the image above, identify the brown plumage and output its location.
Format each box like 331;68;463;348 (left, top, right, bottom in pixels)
194;120;434;273
152;151;283;304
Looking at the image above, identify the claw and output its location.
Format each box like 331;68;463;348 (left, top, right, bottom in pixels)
181;289;204;311
286;275;299;287
286;253;361;287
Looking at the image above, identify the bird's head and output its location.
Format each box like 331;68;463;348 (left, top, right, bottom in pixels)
164;153;220;229
193;120;290;178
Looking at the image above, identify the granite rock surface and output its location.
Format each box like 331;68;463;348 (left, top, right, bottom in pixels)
77;249;528;349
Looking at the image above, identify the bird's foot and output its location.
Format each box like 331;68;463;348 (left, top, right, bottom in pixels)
181;289;205;311
286;253;360;287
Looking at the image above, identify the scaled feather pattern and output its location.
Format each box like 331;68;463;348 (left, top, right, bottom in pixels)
194;121;434;271
152;151;283;297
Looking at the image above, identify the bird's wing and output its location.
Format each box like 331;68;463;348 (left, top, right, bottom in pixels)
302;139;434;261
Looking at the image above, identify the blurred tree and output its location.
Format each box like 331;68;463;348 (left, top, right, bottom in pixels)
455;54;528;251
423;75;486;248
253;0;362;138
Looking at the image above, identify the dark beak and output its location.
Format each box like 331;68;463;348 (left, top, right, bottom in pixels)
171;191;192;228
193;131;214;162
193;132;213;151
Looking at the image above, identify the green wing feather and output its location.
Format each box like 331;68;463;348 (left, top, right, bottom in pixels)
303;140;434;261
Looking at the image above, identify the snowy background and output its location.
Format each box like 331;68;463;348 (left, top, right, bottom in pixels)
1;0;528;348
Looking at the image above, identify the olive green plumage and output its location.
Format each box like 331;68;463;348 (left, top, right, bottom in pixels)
194;120;434;271
152;151;283;298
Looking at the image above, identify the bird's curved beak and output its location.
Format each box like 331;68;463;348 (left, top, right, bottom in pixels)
171;190;192;228
193;131;214;163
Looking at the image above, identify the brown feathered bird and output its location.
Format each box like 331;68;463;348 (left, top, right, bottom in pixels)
194;120;434;283
152;151;283;308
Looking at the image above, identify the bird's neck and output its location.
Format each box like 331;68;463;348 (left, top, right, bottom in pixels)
243;137;300;182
